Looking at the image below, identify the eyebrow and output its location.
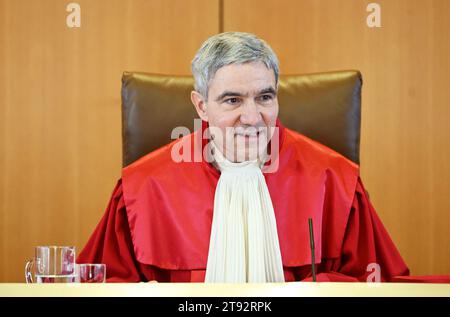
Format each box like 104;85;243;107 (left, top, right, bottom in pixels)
215;86;277;102
259;87;277;96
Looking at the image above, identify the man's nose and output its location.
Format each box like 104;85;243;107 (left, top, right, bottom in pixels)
239;102;261;126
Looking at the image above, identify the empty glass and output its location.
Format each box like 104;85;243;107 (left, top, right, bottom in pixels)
25;246;76;283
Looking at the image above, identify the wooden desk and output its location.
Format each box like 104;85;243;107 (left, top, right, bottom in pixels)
1;282;450;297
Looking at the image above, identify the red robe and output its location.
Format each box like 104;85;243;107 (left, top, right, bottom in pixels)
78;121;412;282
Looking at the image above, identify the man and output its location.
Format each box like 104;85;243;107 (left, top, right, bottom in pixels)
78;32;409;282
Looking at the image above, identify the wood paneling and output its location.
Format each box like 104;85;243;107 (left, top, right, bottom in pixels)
0;0;218;282
224;0;450;275
1;0;449;282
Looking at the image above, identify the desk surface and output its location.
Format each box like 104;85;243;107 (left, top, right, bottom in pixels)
1;282;450;297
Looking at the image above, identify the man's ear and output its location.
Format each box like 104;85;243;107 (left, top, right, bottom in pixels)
191;91;208;121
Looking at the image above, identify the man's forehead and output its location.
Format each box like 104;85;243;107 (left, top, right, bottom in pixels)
210;63;276;96
215;61;274;78
216;85;276;97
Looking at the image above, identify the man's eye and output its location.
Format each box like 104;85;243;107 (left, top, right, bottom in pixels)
259;94;273;102
225;97;239;105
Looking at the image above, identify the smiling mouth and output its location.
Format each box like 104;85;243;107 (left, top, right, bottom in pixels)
235;132;259;138
235;130;263;138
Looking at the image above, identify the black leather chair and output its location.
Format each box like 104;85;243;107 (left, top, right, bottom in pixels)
121;70;362;167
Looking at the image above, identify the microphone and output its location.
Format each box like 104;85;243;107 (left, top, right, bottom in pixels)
308;218;316;282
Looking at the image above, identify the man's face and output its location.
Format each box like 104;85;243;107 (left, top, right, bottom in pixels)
194;61;279;162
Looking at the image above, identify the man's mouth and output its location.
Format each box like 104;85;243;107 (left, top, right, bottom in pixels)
234;128;265;138
235;131;261;138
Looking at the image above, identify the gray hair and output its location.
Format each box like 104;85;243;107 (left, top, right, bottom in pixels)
191;32;280;100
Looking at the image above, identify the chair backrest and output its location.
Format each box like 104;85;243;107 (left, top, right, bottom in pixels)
121;70;362;166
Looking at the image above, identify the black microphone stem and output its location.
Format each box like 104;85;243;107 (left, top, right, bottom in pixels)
308;218;316;282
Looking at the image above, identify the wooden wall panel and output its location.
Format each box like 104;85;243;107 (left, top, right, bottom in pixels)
1;0;448;282
224;0;450;275
0;0;218;282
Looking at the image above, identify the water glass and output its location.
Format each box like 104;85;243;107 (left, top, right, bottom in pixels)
25;246;76;283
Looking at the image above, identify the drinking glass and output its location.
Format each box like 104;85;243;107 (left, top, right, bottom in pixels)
25;246;76;283
76;263;106;283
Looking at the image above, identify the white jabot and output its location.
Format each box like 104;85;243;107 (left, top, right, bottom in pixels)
204;142;285;283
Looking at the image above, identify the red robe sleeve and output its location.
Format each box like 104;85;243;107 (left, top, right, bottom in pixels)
303;177;410;282
77;180;143;282
337;177;410;281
